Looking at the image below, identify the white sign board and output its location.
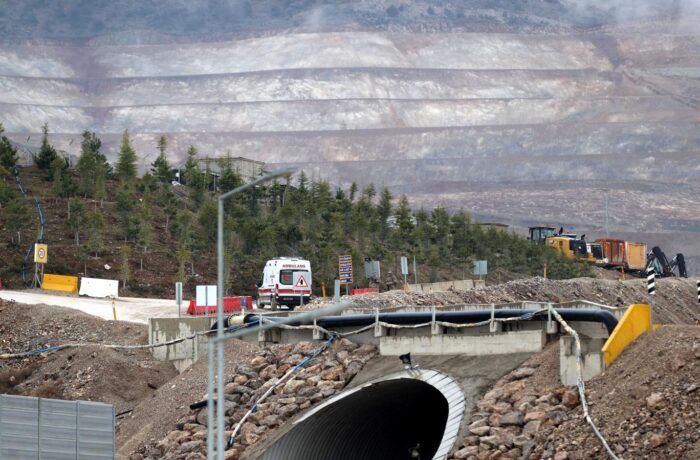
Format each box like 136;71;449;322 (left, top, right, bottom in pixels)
196;285;217;307
79;277;119;298
175;282;183;304
473;260;488;276
400;256;409;276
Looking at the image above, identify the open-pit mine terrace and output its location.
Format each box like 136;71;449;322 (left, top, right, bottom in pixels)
2;29;700;268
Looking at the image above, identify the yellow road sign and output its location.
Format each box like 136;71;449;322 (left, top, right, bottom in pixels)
34;243;48;264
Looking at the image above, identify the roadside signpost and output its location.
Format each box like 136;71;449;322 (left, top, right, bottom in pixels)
647;266;656;326
339;255;353;284
33;243;47;288
176;282;183;317
400;256;409;287
339;255;353;296
473;260;488;281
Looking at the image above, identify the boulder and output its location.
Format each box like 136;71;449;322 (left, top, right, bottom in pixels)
233;375;248;385
499;411;524;427
454;446;480;458
645;392;664;410
283;379;307;394
470;426;491;436
524;411;546;423
648;433;667;449
509;367;536;381
320;367;344;381
522;420;541;436
250;356;267;371
561;390;579;408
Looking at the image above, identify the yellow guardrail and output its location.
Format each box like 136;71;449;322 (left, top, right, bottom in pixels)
42;274;79;294
602;303;651;366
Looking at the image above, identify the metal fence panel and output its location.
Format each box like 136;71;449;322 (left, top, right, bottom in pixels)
0;395;114;460
40;398;77;460
77;401;114;460
0;394;39;459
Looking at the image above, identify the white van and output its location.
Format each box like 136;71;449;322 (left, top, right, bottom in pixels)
256;257;312;309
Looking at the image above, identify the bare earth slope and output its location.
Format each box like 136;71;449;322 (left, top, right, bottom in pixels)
0;299;177;413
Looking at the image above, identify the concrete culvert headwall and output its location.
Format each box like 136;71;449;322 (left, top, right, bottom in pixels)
260;370;464;460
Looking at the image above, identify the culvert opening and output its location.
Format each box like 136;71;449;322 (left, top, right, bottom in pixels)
261;378;452;460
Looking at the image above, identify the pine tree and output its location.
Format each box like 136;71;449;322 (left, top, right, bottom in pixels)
137;204;154;270
0;123;18;170
183;145;204;204
51;156;75;198
5;197;31;244
158;186;178;233
176;242;191;283
116;130;137;184
395;195;414;241
197;198;217;248
349;182;358;202
116;185;138;241
66;198;85;246
119;244;131;289
77;130;104;197
36;123;58;176
86;208;105;257
219;155;242;193
151;135;172;183
376;187;393;239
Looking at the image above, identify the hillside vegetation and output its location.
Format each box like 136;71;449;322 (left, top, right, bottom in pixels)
0;124;589;298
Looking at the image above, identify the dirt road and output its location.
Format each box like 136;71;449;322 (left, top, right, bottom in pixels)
0;290;180;323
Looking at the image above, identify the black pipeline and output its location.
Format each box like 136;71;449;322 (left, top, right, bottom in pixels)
245;308;618;335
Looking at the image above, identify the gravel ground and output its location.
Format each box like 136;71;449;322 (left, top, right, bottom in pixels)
0;299;177;415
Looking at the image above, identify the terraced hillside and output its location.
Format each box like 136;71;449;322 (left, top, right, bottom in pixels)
2;1;700;272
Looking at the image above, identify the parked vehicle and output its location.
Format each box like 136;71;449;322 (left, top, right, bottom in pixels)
256;257;312;310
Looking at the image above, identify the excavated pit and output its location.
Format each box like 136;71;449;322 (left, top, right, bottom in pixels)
260;370;464;460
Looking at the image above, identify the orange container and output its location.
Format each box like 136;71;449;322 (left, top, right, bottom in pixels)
625;242;647;270
596;239;626;266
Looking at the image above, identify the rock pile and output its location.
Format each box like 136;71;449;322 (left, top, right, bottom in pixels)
450;361;580;460
130;338;376;460
451;326;700;460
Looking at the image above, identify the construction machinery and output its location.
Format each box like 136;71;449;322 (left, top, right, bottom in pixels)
544;236;597;263
528;226;558;243
529;226;602;264
528;226;688;278
595;239;647;272
647;246;687;278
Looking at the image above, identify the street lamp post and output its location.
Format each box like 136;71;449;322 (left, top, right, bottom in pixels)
603;188;610;237
209;167;296;460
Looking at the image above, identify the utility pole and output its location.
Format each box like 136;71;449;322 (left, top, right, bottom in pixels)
603;188;610;237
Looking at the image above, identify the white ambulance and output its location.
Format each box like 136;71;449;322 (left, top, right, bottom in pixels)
256;257;312;310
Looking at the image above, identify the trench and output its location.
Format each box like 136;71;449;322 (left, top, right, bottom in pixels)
260;371;464;460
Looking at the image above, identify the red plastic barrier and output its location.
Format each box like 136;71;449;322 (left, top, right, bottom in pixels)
351;288;379;296
186;296;253;315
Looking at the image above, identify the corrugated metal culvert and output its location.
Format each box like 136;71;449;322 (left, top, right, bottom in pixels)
261;369;465;460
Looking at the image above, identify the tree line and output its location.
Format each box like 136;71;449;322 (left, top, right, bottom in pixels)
0;123;589;295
